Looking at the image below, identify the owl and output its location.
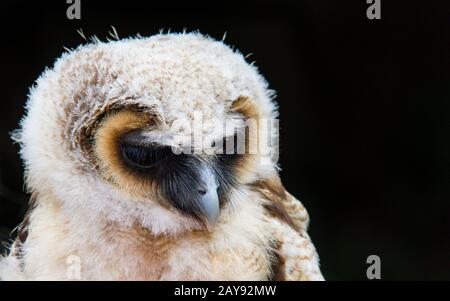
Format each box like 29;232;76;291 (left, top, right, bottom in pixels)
0;33;324;280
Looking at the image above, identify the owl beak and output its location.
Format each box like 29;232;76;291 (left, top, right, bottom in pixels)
197;166;220;231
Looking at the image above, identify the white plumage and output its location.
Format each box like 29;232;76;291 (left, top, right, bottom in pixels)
0;33;323;280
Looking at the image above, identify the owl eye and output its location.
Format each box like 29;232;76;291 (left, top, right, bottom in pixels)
120;143;171;169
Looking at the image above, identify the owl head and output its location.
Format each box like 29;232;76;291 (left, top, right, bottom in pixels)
15;33;279;234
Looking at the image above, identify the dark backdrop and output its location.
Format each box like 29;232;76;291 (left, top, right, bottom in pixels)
1;0;449;280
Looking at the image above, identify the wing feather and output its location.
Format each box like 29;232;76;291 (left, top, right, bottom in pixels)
250;174;324;280
250;175;309;232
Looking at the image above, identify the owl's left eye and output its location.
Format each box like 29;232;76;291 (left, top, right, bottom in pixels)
120;143;172;169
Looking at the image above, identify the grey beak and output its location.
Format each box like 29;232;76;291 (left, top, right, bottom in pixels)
197;166;220;231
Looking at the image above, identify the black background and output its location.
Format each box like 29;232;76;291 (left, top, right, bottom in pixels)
1;0;449;280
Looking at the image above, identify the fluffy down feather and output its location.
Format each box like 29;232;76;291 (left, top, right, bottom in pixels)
0;32;323;280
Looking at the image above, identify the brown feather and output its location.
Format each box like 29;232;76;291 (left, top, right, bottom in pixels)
230;96;261;119
250;176;300;232
269;241;287;281
250;175;320;280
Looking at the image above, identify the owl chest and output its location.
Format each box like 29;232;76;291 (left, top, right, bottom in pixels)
98;232;272;281
95;232;173;280
161;234;272;280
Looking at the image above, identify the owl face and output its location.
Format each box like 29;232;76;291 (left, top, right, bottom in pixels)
17;33;279;233
90;103;253;229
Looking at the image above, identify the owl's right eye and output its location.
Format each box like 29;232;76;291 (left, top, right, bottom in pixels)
120;143;172;169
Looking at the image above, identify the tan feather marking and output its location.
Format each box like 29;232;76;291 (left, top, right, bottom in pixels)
230;96;261;119
91;109;167;203
102;222;174;280
76;102;128;156
229;96;266;183
253;174;310;232
269;241;286;281
250;175;323;280
241;247;269;277
270;221;324;281
250;177;300;232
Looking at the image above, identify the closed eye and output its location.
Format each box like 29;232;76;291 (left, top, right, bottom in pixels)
120;143;172;169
